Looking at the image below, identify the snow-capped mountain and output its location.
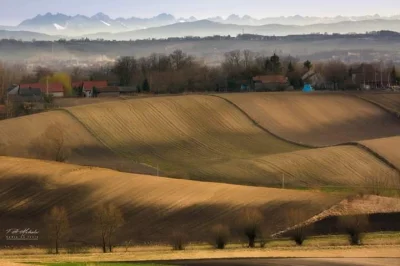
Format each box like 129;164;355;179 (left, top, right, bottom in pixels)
16;12;187;35
11;12;400;36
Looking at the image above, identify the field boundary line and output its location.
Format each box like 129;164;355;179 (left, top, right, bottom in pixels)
344;142;400;172
211;95;313;149
58;108;158;171
212;94;400;174
346;92;400;118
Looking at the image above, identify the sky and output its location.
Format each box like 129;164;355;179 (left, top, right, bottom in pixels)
1;0;399;25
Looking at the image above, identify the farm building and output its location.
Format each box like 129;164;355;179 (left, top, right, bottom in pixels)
119;86;138;95
252;75;289;91
73;81;108;97
95;86;120;97
19;83;65;97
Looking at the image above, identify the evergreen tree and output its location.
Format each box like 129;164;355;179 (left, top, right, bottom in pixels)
142;78;150;92
287;61;295;73
270;53;281;74
391;66;397;84
304;60;313;71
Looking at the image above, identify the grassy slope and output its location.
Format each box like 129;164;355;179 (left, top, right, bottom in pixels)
0;156;343;244
218;92;400;146
0;111;156;175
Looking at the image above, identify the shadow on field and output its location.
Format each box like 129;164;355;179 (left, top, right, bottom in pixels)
0;175;324;246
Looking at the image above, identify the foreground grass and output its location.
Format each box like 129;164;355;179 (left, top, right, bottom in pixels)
33;263;170;266
1;233;399;265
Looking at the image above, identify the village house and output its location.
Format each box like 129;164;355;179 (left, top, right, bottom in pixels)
252;75;289;91
18;83;65;97
95;86;120;97
72;81;108;97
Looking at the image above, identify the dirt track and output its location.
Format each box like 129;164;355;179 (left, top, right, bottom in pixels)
158;258;400;266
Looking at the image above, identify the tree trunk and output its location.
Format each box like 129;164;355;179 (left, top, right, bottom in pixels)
102;235;106;253
248;236;255;248
55;239;59;254
108;236;112;253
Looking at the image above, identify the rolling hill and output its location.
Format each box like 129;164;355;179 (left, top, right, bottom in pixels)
359;136;400;170
0;94;399;188
218;93;400;147
66;95;302;180
0;156;352;245
0;111;157;175
355;93;400;116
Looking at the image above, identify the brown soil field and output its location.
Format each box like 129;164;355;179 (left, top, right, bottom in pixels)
66;95;400;187
0;156;344;245
0;111;157;175
355;92;400;116
218;92;400;146
0;94;398;188
67;95;302;180
359;136;400;170
201;146;400;188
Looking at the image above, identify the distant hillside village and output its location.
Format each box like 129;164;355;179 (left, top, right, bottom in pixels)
0;49;399;119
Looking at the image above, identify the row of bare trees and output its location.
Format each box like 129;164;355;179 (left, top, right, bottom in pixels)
46;204;124;254
45;204;370;254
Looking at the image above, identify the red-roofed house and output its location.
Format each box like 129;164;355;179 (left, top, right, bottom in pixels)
72;81;108;97
19;83;65;97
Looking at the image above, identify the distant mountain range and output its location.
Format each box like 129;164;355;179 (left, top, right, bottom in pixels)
2;12;400;36
1;12;400;41
88;19;400;41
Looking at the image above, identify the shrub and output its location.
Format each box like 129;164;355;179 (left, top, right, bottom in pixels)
210;224;230;249
170;232;188;250
338;215;369;245
238;208;264;248
285;208;311;246
66;243;90;254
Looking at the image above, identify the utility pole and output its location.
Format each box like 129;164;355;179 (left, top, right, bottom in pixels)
380;61;383;88
157;164;159;177
46;76;49;96
282;173;285;189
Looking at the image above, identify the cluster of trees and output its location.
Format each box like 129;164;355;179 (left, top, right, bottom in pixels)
95;49;399;93
46;204;124;254
105;50;316;93
45;203;370;254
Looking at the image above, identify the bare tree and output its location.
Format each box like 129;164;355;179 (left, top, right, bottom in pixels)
30;124;70;162
338;215;369;245
322;60;348;90
170;231;188;250
170;50;193;70
224;50;242;69
243;50;254;69
112;56;137;86
94;204;124;253
45;206;70;254
285;208;311;246
210;224;230;249
238;208;264;248
70;67;83;82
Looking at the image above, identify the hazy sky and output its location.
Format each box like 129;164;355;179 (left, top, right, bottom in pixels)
1;0;399;25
